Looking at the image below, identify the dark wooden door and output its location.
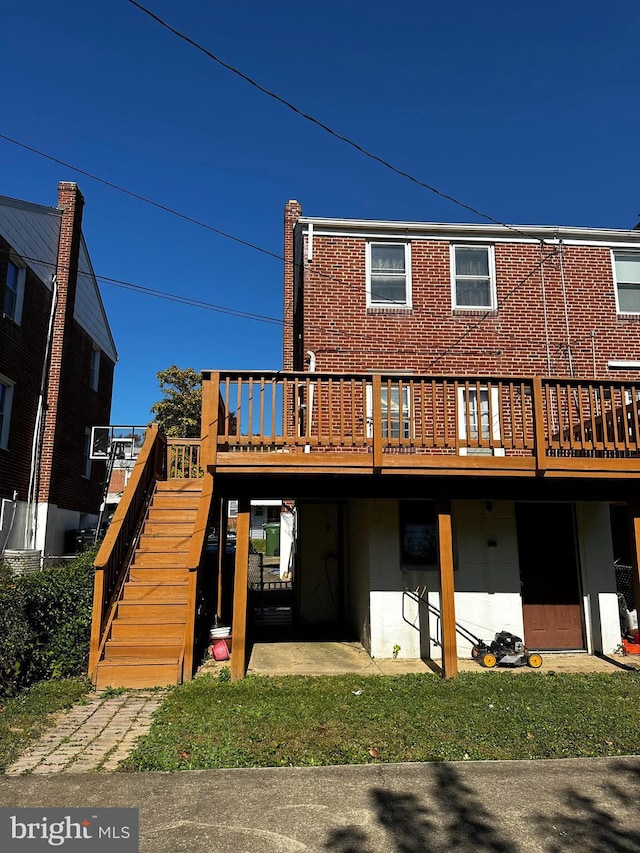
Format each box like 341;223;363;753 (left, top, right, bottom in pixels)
515;503;584;649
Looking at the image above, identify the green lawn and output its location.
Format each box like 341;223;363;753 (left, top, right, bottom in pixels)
122;670;640;771
0;678;91;772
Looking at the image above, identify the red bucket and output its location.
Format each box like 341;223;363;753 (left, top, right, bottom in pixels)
212;640;230;661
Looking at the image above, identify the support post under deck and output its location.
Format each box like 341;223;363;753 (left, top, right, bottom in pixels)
231;497;250;681
436;499;458;678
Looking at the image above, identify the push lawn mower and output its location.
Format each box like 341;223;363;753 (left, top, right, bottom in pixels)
403;587;543;669
469;631;543;669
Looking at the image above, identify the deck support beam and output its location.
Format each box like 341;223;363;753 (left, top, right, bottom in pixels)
231;497;250;681
436;499;458;678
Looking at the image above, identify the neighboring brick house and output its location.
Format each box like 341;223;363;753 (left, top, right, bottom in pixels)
279;200;640;662
0;182;117;557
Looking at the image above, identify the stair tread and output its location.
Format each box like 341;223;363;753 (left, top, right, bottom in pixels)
98;657;180;665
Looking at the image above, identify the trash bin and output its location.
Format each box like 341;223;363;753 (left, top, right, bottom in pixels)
264;522;280;557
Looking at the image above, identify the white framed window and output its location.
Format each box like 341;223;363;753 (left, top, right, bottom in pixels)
613;251;640;314
3;258;25;325
457;385;504;455
89;347;100;391
366;382;412;439
0;377;14;450
82;429;92;479
451;245;496;310
366;242;412;308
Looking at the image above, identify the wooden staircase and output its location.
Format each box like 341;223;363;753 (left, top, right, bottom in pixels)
94;479;203;689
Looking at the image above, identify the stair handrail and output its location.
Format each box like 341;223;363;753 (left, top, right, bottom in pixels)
88;424;167;677
90;484;158;679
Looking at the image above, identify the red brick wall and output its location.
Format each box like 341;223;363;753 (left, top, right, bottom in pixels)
0;237;53;499
290;226;640;382
283;200;302;371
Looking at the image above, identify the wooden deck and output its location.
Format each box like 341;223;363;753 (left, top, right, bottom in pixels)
202;371;640;478
89;370;640;688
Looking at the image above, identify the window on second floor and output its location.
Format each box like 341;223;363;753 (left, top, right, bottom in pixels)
366;242;412;308
89;347;100;391
0;377;15;450
3;259;25;325
613;251;640;314
451;245;496;310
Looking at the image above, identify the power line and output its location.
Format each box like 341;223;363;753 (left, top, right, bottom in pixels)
0;130;460;313
427;246;559;368
0;247;283;326
0;132;283;264
127;0;544;244
2;244;562;362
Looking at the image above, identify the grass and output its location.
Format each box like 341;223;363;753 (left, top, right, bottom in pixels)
122;670;640;771
0;677;91;772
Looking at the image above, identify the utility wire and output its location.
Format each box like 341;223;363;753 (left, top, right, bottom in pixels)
128;0;544;244
0;132;412;309
3;244;561;362
0;132;283;264
427;247;559;368
0;247;283;326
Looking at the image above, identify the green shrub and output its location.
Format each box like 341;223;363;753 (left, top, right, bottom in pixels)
0;549;97;696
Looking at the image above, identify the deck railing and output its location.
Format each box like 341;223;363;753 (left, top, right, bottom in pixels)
166;437;203;478
200;371;640;467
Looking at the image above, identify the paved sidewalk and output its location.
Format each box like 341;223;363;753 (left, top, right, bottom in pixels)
2;757;639;851
5;690;166;776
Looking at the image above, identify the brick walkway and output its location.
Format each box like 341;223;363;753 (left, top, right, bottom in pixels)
5;690;166;776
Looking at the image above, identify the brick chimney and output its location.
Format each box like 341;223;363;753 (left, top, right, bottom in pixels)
283;200;302;371
37;182;85;504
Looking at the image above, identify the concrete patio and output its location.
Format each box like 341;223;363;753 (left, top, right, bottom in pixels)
197;639;639;678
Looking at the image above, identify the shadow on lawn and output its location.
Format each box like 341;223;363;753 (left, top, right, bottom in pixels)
323;761;640;852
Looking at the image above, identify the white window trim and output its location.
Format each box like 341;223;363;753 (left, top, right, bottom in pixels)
0;375;15;450
612;249;640;315
457;385;504;455
365;382;413;439
450;244;496;311
366;242;412;309
89;347;100;392
3;258;26;325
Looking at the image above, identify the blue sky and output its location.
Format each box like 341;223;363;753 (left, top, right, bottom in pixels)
2;1;639;426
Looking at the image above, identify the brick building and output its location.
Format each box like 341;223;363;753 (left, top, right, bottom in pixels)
277;201;640;664
88;201;640;687
0;183;117;558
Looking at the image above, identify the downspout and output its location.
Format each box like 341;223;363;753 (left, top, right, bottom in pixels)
558;242;574;377
304;350;316;454
25;274;58;549
540;241;552;376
